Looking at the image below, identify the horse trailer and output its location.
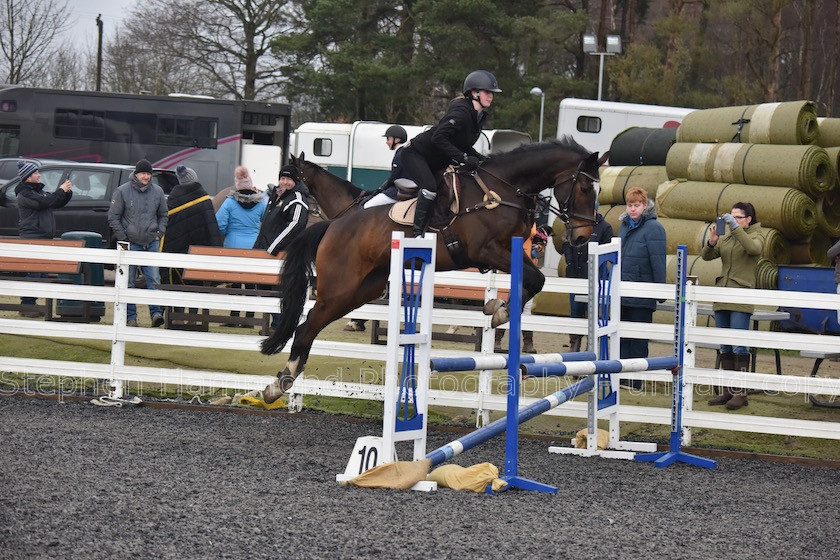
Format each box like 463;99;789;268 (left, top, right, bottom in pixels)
556;98;695;158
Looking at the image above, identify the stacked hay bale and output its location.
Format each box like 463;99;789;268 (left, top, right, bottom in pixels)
594;100;837;289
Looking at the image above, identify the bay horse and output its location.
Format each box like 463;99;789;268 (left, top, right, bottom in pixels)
289;152;366;220
261;139;607;403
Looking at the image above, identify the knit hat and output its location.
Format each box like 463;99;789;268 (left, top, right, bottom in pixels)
279;164;300;182
134;159;153;174
17;160;38;182
234;165;253;189
176;165;198;185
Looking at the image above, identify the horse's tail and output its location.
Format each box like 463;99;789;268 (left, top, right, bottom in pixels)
260;220;331;355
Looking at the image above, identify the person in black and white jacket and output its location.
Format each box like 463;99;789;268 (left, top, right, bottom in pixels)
253;164;309;256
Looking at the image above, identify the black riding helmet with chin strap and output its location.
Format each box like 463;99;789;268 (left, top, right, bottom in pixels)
463;70;502;95
382;125;407;144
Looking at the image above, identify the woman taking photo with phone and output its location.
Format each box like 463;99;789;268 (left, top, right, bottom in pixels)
701;202;763;410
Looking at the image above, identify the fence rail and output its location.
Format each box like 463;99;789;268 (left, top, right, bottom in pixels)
1;241;839;445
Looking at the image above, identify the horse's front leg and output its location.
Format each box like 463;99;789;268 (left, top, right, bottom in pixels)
481;250;545;328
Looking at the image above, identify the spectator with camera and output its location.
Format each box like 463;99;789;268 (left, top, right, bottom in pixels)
701;202;763;410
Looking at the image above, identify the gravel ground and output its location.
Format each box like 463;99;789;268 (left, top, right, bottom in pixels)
2;396;838;560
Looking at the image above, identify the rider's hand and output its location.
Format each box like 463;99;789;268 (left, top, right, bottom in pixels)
461;155;481;171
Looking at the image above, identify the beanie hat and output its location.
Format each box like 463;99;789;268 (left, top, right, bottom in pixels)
176;165;198;185
17;160;38;182
134;159;153;174
234;165;253;189
279;164;300;182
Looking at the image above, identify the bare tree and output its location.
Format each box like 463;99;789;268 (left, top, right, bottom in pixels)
0;0;73;84
127;0;292;100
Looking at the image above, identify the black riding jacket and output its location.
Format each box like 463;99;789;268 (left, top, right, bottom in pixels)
406;97;487;170
253;182;309;255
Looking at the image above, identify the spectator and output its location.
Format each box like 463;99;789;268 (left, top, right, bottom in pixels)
254;164;310;330
160;165;223;284
494;224;553;353
14;160;72;317
216;166;267;326
254;164;309;255
562;208;614;352
617;187;666;389
701;202;763;410
107;159;168;327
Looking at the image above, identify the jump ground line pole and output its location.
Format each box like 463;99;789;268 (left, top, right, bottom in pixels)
634;245;716;469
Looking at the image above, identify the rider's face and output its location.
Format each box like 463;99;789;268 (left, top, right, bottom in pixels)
478;90;494;107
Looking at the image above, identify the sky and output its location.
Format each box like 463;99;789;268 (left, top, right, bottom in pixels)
69;0;135;50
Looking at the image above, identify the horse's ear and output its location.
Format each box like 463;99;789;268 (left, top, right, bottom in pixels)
596;151;609;167
298;151;306;161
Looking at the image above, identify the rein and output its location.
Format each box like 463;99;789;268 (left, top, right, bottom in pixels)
457;159;597;229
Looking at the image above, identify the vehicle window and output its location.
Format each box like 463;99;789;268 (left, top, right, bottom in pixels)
68;169;111;201
314;138;332;157
39;169;65;190
0;160;20;180
2;181;17;204
576;116;602;134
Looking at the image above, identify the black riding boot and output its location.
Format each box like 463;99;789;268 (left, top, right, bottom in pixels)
412;189;436;238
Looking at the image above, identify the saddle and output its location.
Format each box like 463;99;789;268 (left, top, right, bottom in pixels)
388;168;461;227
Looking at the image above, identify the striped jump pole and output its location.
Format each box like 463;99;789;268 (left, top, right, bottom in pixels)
430;352;597;373
634;245;716;469
425;376;595;468
521;356;679;378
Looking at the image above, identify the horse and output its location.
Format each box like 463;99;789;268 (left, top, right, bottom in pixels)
289;152;367;220
260;138;608;403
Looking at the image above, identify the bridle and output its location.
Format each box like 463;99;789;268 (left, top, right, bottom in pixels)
459;157;597;230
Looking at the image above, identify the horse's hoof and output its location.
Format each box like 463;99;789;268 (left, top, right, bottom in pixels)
483;299;505;316
263;373;296;404
490;306;510;328
343;320;366;332
263;380;283;404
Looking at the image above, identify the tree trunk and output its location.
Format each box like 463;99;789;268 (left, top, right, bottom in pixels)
797;0;814;100
766;4;783;101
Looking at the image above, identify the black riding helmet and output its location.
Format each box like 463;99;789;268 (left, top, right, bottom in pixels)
382;125;407;143
463;70;502;94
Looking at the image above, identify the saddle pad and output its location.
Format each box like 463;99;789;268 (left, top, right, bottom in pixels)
387;178;461;227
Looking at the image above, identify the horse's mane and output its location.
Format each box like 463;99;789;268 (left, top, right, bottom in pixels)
302;159;365;198
485;136;591;165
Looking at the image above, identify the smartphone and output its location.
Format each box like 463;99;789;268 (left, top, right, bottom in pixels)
716;217;725;235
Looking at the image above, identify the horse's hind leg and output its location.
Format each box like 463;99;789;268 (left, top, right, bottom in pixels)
263;268;388;403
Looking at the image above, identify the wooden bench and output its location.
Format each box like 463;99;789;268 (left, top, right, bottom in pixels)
159;246;283;334
369;274;509;350
799;350;840;408
0;238;86;320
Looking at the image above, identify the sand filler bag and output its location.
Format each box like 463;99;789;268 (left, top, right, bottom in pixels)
676;100;818;145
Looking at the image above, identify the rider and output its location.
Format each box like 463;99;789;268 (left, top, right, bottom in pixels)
364;124;408;208
399;69;501;237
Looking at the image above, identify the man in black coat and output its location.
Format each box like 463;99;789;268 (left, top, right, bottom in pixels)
253;164;309;255
14;160;73;316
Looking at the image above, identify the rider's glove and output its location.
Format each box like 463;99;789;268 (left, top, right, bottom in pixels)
461;155;481;171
